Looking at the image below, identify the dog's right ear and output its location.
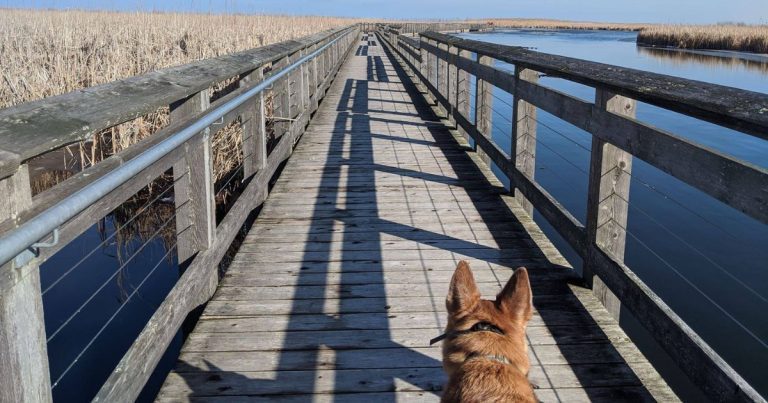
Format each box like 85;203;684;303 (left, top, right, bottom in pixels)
446;260;480;315
497;267;533;324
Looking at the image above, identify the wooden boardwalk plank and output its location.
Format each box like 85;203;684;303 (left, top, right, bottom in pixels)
156;32;676;402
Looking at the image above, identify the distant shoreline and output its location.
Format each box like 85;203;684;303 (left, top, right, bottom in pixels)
637;44;768;61
470;23;768;55
636;25;768;54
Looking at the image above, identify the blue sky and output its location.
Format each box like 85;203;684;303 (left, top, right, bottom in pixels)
2;0;767;24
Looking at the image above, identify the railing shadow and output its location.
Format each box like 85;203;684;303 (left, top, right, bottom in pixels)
166;32;660;402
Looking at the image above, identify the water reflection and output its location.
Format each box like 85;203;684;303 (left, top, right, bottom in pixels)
638;46;768;74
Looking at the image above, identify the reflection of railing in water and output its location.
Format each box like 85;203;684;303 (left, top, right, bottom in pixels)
0;25;359;402
638;45;768;74
378;24;767;402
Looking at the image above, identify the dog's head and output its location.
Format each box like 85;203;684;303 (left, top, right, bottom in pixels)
440;260;533;377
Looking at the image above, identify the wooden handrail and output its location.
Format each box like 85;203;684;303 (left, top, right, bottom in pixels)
0;25;359;402
377;26;766;402
420;31;768;140
416;35;768;225
0;26;351;180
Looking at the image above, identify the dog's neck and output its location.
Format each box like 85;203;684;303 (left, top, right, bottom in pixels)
465;352;512;366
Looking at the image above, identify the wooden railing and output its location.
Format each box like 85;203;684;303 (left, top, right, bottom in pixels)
378;25;767;402
384;22;491;35
0;25;359;402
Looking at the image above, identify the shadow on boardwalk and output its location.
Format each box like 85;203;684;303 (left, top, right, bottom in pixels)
159;32;661;402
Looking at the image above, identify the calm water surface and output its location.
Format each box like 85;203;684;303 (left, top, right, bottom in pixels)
458;29;768;398
39;29;768;401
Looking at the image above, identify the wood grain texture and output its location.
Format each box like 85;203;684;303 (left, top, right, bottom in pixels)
511;67;538;215
383;29;762;402
156;31;675;403
0;27;353;177
0;166;52;403
94;28;360;403
420;31;768;139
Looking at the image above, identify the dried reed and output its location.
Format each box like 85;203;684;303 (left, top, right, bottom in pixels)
637;24;768;53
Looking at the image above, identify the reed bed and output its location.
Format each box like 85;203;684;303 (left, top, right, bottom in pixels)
0;8;359;191
637;24;768;53
0;8;357;107
484;18;649;31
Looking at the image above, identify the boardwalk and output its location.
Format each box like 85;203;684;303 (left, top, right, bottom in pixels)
156;33;676;402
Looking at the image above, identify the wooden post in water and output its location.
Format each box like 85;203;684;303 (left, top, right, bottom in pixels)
170;90;217;301
239;68;264;178
0;166;52;403
585;89;635;320
511;67;539;215
474;55;494;165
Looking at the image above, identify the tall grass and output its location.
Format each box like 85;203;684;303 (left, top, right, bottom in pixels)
483;18;649;31
0;9;359;187
0;8;357;107
637;24;768;53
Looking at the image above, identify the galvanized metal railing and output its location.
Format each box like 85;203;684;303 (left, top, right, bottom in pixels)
0;25;359;402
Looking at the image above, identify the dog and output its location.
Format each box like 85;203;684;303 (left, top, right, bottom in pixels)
431;260;536;403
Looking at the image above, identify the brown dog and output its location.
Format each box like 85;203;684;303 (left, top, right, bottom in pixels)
432;260;536;403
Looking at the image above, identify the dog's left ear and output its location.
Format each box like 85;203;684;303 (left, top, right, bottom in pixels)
447;260;480;315
496;267;533;324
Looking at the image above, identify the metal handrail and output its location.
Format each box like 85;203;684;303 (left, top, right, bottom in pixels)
0;28;351;269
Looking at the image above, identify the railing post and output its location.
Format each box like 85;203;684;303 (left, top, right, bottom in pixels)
310;43;319;100
510;66;539;214
170;90;217;301
239;68;265;178
585;89;636;319
427;39;437;89
419;35;429;92
273;56;291;140
447;45;458;129
0;165;53;403
474;54;494;165
436;41;449;117
456;48;472;143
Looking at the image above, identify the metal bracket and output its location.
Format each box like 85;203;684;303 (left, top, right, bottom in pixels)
212;116;225;125
13;228;59;268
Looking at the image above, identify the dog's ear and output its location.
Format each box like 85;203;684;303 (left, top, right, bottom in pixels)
446;260;480;315
496;267;533;324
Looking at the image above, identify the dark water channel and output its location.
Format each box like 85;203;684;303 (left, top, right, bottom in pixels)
458;29;768;399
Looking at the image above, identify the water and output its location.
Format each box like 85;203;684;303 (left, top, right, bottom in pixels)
40;194;184;402
458;29;768;398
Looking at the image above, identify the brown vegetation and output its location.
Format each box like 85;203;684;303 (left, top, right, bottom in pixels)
637;24;768;53
0;8;358;192
483;18;649;31
0;8;357;107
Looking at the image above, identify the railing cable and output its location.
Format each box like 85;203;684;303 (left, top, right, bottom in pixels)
51;241;178;389
42;170;188;296
46;207;184;344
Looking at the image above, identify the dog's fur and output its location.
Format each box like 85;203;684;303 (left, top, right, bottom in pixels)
439;260;536;403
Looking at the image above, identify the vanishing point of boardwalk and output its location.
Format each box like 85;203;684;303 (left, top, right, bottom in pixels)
156;32;675;402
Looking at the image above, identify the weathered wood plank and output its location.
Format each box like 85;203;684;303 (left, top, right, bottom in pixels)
95;28;360;403
0;166;52;403
420;31;768;139
156;29;676;403
0;27;353;176
171;90;216;271
511;67;539;215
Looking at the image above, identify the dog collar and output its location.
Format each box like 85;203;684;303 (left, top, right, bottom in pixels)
466;353;512;366
429;321;505;345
